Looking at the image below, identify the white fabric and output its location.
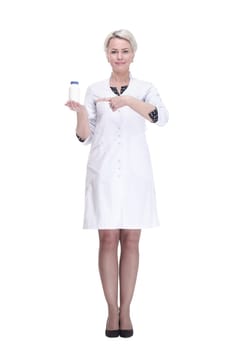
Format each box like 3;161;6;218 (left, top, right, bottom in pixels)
82;76;168;229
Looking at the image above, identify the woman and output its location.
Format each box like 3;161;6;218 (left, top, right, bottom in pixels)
65;29;168;338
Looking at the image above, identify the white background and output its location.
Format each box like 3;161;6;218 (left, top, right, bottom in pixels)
0;0;232;349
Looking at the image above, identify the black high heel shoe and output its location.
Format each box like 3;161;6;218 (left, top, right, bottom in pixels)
119;317;134;338
105;329;120;338
119;328;134;338
105;316;120;337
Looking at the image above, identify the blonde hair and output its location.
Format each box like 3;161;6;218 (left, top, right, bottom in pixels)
104;29;138;54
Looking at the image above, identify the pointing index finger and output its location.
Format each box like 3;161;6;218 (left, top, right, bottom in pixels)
96;97;111;103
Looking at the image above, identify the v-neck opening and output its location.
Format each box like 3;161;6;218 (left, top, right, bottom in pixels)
110;85;128;96
108;75;132;96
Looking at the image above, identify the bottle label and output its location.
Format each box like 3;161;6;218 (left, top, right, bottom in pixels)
69;83;80;102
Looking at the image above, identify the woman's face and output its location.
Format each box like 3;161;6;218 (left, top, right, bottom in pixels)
107;38;134;73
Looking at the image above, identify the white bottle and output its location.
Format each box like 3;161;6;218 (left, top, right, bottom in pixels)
69;81;80;102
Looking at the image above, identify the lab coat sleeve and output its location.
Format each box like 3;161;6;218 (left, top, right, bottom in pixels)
144;84;169;126
82;86;97;145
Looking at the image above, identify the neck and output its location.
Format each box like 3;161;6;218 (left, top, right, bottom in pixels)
110;72;130;85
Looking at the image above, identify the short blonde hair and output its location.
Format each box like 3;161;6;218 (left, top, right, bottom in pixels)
104;29;138;54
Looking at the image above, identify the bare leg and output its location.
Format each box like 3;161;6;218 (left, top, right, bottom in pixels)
119;229;141;330
98;229;120;330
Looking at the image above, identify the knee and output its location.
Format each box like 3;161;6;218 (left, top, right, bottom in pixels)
120;231;140;253
99;230;119;250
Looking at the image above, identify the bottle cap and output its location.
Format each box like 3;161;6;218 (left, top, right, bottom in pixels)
70;81;79;84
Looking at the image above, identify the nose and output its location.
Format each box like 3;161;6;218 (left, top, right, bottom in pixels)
117;52;123;60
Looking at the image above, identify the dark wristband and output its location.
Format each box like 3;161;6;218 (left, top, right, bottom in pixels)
148;108;158;123
76;134;86;142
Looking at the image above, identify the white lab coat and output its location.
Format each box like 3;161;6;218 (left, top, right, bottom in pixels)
81;76;168;229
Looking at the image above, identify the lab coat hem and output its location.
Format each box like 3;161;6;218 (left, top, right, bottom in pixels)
82;224;160;230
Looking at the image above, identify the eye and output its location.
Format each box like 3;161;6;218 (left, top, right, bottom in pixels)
111;50;117;54
123;50;129;53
